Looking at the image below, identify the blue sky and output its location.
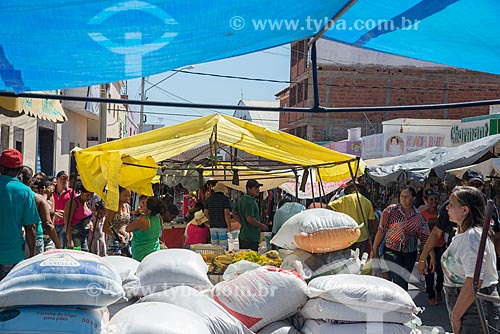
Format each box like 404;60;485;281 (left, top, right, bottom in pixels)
127;45;291;126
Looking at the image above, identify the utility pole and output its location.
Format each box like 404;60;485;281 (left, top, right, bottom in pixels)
139;77;145;133
138;65;194;133
99;83;109;144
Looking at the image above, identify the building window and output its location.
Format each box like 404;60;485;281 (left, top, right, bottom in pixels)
14;127;24;153
303;79;308;101
1;125;9;151
291;43;299;67
305;47;310;68
294;125;307;139
290;85;297;106
297;81;303;106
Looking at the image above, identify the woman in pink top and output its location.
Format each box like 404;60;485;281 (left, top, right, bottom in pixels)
184;211;210;248
64;182;94;251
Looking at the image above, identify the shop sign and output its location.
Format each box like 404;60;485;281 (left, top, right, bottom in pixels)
404;135;445;153
361;134;384;159
450;122;489;144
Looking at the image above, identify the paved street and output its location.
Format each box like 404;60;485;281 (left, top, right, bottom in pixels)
408;267;451;332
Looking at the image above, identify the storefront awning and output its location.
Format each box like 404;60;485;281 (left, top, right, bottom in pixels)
0;91;67;122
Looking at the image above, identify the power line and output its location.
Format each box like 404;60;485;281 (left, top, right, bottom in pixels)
178;69;500;93
144;79;211;115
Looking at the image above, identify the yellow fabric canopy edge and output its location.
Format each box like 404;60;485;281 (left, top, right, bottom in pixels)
75;114;365;211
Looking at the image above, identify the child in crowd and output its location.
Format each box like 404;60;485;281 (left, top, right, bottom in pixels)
131;195;149;220
88;200;107;256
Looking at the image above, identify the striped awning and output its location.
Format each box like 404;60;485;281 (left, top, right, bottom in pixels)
0;90;67;122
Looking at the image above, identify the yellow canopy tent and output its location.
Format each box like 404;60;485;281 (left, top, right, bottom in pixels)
75;114;365;211
152;166;295;193
202;166;295;193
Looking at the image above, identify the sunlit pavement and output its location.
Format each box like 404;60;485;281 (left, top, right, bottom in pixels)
408;265;451;332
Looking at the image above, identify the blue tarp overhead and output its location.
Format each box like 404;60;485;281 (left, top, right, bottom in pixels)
2;1;500;93
0;0;351;92
325;0;500;74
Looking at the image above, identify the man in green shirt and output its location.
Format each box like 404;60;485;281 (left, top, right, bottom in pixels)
0;149;39;280
234;179;266;251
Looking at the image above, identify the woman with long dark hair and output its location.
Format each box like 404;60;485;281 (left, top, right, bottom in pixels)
64;181;94;251
442;186;500;334
126;197;163;261
371;185;430;291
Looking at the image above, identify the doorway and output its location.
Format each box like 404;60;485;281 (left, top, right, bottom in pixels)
38;127;54;175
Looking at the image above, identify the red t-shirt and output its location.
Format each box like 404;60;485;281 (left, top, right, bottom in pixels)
185;223;210;246
421;208;445;248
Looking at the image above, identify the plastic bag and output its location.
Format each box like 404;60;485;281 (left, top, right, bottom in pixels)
361;258;383;277
222;260;260;281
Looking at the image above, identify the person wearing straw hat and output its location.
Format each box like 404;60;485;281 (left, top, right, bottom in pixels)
184;210;210;248
205;182;232;249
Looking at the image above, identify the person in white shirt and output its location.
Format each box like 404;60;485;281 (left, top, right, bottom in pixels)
441;186;500;334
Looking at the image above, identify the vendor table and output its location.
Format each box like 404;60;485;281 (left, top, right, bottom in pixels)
160;223;186;248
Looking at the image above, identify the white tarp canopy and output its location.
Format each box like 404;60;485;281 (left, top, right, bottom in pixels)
367;134;500;186
446;158;500;181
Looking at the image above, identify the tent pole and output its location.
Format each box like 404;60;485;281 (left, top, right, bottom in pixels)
292;168;299;202
315;167;323;204
310;166;316;206
311;42;320;111
348;160;369;251
316;167;328;205
307;0;358;46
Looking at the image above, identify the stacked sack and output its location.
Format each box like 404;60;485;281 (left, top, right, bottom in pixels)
280;248;360;282
103;249;250;334
301;274;422;334
209;266;308;332
258;321;302;334
137;285;253;334
102;249;225;333
103;256;141;317
271;209;361;253
104;302;212;334
272;209;362;280
0;250;124;333
134;248;213;296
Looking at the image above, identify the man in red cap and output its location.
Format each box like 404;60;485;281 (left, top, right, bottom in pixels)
0;148;39;280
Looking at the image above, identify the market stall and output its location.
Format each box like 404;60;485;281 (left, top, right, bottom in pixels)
74;113;366;211
366;134;500;187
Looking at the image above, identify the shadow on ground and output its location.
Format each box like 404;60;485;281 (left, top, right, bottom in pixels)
408;267;451;332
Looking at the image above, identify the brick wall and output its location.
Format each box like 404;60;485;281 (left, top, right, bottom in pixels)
278;42;500;142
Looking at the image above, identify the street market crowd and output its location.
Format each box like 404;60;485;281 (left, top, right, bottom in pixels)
2;146;500;333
